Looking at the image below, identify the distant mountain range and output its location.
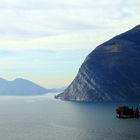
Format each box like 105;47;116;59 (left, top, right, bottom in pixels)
0;78;65;96
56;25;140;102
48;87;67;93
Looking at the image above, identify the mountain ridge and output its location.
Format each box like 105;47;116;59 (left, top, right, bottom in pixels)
56;25;140;102
0;77;47;95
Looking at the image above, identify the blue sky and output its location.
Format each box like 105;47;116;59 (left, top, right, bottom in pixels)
0;0;140;88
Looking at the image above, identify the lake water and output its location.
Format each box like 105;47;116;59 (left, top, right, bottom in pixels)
0;93;140;140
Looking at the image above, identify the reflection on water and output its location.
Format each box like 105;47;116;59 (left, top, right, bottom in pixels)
0;93;139;140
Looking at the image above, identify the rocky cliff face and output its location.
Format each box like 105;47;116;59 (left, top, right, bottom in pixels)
56;25;140;102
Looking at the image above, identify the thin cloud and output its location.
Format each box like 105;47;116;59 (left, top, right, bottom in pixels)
0;0;139;87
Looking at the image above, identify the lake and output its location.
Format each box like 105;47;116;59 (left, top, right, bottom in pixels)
0;93;139;140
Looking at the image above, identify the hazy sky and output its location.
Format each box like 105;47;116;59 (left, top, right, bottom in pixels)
0;0;140;88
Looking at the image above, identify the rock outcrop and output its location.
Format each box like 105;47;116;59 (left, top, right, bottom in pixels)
56;25;140;102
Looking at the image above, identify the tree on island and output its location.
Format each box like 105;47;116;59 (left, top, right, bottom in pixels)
116;106;139;118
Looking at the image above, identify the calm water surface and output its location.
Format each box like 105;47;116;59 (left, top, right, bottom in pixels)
0;93;139;140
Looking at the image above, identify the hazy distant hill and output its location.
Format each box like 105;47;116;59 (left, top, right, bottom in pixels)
56;25;140;102
0;78;48;95
48;87;66;93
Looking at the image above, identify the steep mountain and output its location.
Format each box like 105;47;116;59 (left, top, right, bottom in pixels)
56;25;140;102
0;78;47;95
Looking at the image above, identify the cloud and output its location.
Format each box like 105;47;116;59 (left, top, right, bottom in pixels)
0;0;139;39
0;0;139;87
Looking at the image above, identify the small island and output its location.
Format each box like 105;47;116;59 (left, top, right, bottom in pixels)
116;106;139;119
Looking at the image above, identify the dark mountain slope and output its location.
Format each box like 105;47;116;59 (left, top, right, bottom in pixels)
56;25;140;102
